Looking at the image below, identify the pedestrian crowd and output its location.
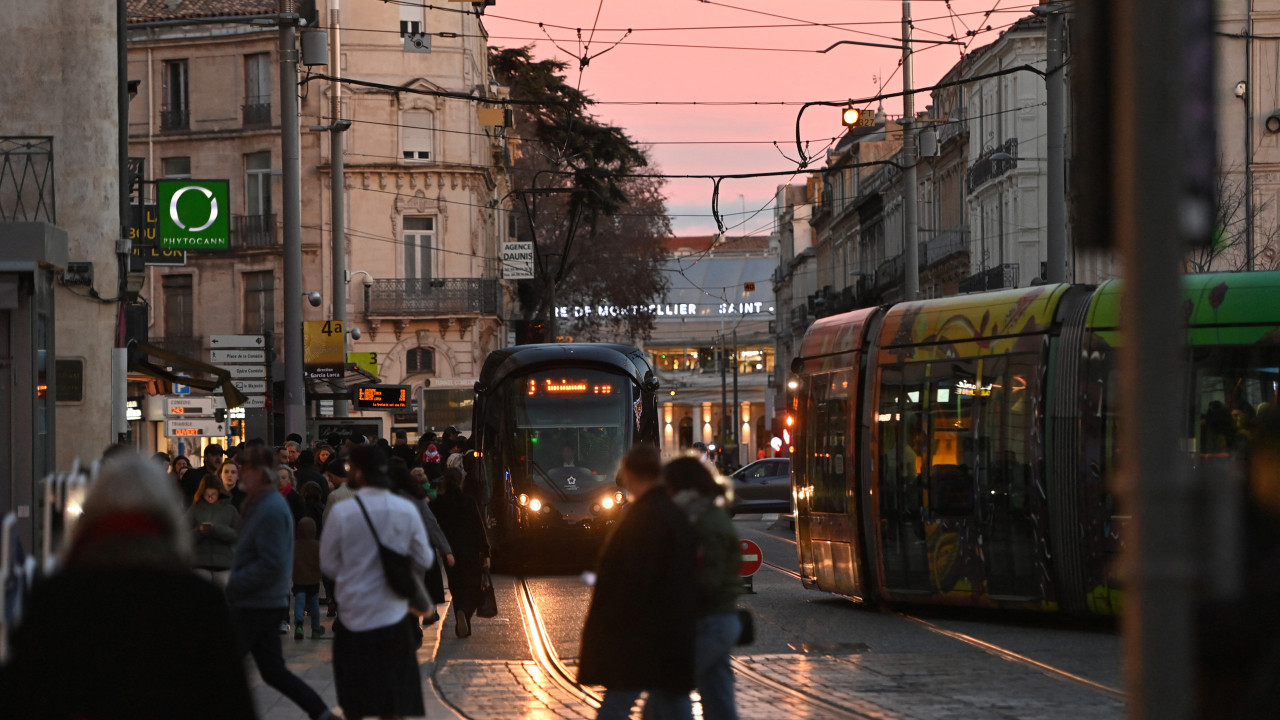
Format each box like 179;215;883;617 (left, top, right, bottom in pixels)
0;431;744;720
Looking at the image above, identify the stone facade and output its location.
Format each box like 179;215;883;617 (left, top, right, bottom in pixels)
127;1;511;450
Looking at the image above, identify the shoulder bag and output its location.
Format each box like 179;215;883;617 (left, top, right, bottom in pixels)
476;568;498;618
353;496;434;618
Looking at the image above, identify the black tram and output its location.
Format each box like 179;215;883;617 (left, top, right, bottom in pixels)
791;272;1280;616
472;343;662;567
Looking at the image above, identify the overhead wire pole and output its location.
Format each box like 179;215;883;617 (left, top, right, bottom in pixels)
280;0;306;439
330;0;349;417
1036;4;1068;283
901;0;920;300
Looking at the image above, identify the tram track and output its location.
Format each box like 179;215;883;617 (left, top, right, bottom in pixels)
516;576;602;711
759;559;1126;701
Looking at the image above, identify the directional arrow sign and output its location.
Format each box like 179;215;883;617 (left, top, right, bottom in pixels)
209;334;265;348
210;349;266;364
213;379;267;395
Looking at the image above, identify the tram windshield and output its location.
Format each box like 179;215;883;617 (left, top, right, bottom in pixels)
505;368;634;500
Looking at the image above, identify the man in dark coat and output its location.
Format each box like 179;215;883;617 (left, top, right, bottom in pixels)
578;445;697;720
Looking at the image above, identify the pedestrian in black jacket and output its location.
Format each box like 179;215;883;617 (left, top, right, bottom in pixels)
432;467;490;638
578;445;697;720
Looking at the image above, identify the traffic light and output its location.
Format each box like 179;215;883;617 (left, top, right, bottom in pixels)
841;106;873;128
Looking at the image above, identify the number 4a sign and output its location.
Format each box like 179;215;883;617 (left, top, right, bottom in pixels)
303;320;345;380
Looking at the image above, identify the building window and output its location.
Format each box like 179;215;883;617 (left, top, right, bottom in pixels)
243;53;272;126
162;157;191;178
161;59;189;130
399;1;423;35
243;271;275;334
162;274;194;342
401;111;433;161
246;151;272;217
402;217;435;280
406;347;435;374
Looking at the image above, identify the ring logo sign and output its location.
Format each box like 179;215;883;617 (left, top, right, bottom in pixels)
158;179;231;250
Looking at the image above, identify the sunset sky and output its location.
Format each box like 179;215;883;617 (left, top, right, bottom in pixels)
483;0;1039;237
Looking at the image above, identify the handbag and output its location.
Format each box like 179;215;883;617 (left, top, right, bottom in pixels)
354;496;435;618
735;606;754;646
476;568;498;618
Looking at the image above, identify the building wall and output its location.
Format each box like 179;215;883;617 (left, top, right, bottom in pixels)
5;1;122;466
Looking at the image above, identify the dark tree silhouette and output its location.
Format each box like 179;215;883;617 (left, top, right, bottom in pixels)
491;47;670;341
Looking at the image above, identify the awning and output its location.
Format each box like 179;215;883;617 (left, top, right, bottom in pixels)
130;342;248;408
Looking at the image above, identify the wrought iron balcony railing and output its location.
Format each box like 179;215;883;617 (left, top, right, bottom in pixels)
242;97;272;127
230;214;277;249
921;226;968;268
966;138;1019;193
367;278;500;316
160;106;188;131
959;263;1020;293
0;136;55;223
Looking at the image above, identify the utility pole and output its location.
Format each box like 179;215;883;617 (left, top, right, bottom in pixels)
732;328;740;467
329;0;349;417
1035;4;1068;283
1114;0;1195;716
901;0;920;300
280;0;306;439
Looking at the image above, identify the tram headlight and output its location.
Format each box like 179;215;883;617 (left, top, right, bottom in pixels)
613;491;625;505
518;493;530;507
601;496;615;510
528;498;543;513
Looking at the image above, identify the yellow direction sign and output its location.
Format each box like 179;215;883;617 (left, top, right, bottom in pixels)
349;351;378;378
303;320;345;380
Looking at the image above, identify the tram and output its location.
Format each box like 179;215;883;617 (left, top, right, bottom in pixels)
791;271;1280;616
472;343;662;567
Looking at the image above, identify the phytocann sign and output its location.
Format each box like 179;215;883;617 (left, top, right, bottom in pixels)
158;179;231;250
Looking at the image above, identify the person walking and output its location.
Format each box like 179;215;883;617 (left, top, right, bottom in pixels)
0;452;255;720
292;516;326;640
321;445;433;720
181;444;225;509
218;459;248;510
664;456;742;720
390;458;453;627
578;445;697;720
186;473;239;588
226;445;342;720
432;467;490;638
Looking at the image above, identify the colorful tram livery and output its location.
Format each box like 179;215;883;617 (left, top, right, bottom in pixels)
791;271;1280;616
472;343;662;567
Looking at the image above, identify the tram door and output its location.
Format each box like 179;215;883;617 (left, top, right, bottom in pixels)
876;363;933;593
798;370;860;596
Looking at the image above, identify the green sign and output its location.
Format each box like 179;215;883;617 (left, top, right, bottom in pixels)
158;179;231;250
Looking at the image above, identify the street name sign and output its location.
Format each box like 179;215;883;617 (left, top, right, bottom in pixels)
210;349;266;364
164;418;227;437
225;365;266;379
213;380;267;395
158;179;231;250
210;334;265;348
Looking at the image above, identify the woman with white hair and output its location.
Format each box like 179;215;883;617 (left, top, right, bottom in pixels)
0;451;255;719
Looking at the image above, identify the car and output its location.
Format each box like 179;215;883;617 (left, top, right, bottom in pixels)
726;458;791;516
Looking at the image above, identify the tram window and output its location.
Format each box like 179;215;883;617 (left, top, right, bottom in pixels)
805;371;849;514
1189;346;1280;461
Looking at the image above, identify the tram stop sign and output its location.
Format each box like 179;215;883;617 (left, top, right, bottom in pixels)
739;539;763;577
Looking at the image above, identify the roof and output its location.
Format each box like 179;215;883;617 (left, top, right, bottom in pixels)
127;0;277;23
660;253;775;318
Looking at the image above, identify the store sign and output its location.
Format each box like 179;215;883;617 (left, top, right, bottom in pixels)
130;204;186;265
501;241;535;280
554;301;773;319
157;179;231;250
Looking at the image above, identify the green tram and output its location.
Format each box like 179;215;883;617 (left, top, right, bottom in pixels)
790;271;1280;615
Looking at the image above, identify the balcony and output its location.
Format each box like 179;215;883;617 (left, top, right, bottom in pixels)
160;106;188;132
367;278;500;317
0;136;55;223
921;226;968;268
231;214;277;249
959;263;1020;293
242;97;271;127
966;138;1018;193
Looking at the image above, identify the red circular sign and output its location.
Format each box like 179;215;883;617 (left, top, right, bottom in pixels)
739;539;763;577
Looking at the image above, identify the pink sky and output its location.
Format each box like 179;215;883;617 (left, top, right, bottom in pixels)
484;0;1037;236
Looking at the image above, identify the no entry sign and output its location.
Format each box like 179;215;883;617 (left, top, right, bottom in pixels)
739;539;763;577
